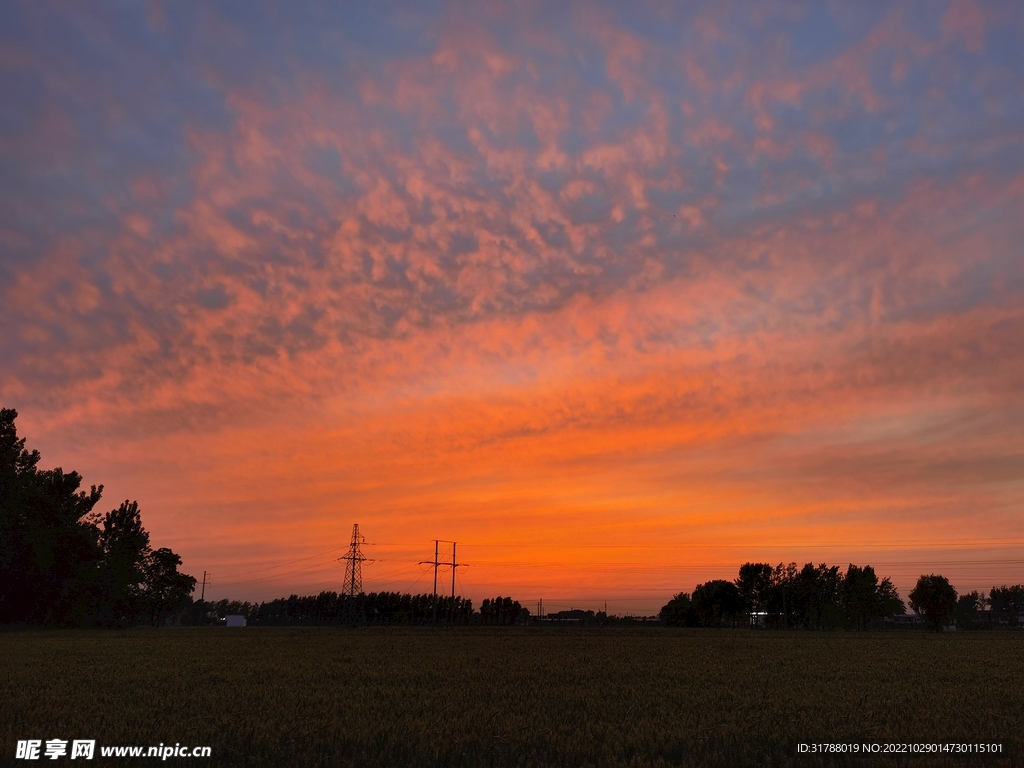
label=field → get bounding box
[3,627,1021,767]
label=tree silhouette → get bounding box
[479,596,527,625]
[692,580,741,627]
[1,408,194,626]
[989,585,1024,627]
[735,563,773,626]
[954,590,984,630]
[877,575,905,618]
[909,574,958,631]
[144,548,197,626]
[0,408,103,624]
[96,500,151,626]
[842,564,902,629]
[794,563,844,629]
[769,562,799,628]
[660,591,696,627]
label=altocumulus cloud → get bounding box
[1,1,1022,604]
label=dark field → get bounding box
[3,627,1021,767]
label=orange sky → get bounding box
[2,2,1023,613]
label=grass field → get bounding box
[3,627,1021,767]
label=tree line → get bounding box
[661,561,1024,631]
[186,592,527,626]
[0,409,195,626]
[910,577,1024,631]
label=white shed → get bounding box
[225,615,246,627]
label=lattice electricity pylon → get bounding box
[337,523,373,626]
[338,523,372,598]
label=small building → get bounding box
[226,615,247,627]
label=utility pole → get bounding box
[432,539,439,626]
[420,540,440,626]
[451,542,457,600]
[199,571,208,626]
[419,540,461,626]
[450,542,458,624]
[433,539,439,605]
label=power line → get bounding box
[196,537,1024,586]
[213,560,343,588]
[365,562,423,582]
[431,540,1024,550]
[192,531,1023,606]
[211,545,353,579]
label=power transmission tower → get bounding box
[340,524,368,597]
[338,524,372,624]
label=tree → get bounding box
[989,585,1024,627]
[838,565,905,630]
[0,408,103,624]
[842,564,879,630]
[660,591,696,627]
[96,500,151,626]
[909,574,958,631]
[692,580,741,627]
[769,562,799,628]
[955,591,983,630]
[735,563,773,627]
[791,563,844,630]
[877,576,906,619]
[143,547,197,626]
[1,408,196,627]
[479,596,525,625]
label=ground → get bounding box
[2,627,1021,767]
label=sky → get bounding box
[2,1,1023,614]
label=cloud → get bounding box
[1,1,1022,605]
[195,285,231,310]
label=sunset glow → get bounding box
[2,1,1023,612]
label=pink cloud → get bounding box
[943,0,987,52]
[3,3,1023,607]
